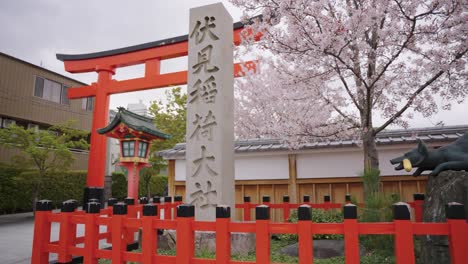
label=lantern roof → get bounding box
[97,107,171,140]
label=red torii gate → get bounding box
[57,20,259,203]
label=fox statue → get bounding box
[390,133,468,176]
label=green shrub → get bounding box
[111,172,127,200]
[111,170,168,199]
[0,164,87,213]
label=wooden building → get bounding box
[0,52,93,169]
[159,125,468,219]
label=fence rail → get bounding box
[31,194,464,264]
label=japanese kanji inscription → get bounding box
[186,3,235,221]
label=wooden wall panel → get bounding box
[332,183,347,204]
[235,185,243,221]
[314,184,330,203]
[348,183,364,203]
[298,184,314,203]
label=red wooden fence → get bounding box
[31,194,466,264]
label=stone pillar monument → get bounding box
[186,3,235,221]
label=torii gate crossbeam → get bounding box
[57,20,260,204]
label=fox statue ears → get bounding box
[417,139,429,156]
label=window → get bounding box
[122,141,135,157]
[1,118,16,128]
[27,123,39,132]
[34,76,70,105]
[138,141,148,158]
[82,97,94,111]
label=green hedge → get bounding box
[0,163,87,214]
[111,171,168,200]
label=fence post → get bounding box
[124,197,136,244]
[57,199,77,263]
[446,202,468,264]
[256,205,270,264]
[262,195,270,205]
[244,196,251,221]
[153,196,161,219]
[343,204,359,264]
[83,202,100,264]
[31,200,53,264]
[216,205,231,263]
[111,202,127,264]
[106,198,118,243]
[164,196,172,220]
[303,195,310,204]
[324,195,331,210]
[176,204,195,264]
[412,194,424,222]
[142,204,157,264]
[393,202,415,264]
[139,196,149,205]
[283,196,291,222]
[298,205,313,264]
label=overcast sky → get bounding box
[0,0,466,129]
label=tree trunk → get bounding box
[362,129,380,201]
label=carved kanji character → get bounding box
[189,16,219,45]
[191,145,218,177]
[190,180,217,208]
[190,111,217,140]
[189,76,217,104]
[192,45,219,74]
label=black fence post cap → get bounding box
[324,195,331,202]
[413,193,425,201]
[124,197,135,205]
[177,204,195,217]
[36,200,53,211]
[143,204,157,216]
[344,204,358,219]
[152,196,161,204]
[216,205,231,218]
[393,202,411,220]
[262,196,270,203]
[86,202,101,214]
[345,194,351,202]
[256,205,270,220]
[303,195,310,202]
[61,199,77,212]
[174,196,183,202]
[107,198,118,207]
[446,202,465,220]
[283,196,290,203]
[113,202,127,215]
[164,196,172,203]
[139,197,149,204]
[243,196,251,203]
[298,205,312,221]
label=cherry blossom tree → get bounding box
[232,0,467,171]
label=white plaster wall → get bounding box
[297,146,416,178]
[174,155,289,181]
[235,155,289,180]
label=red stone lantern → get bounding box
[97,107,171,198]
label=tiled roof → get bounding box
[158,125,468,158]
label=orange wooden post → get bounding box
[31,200,53,264]
[255,205,270,264]
[142,204,158,264]
[298,205,313,264]
[57,200,78,263]
[343,204,360,264]
[111,202,127,264]
[83,202,100,264]
[244,196,251,221]
[216,206,231,263]
[176,204,195,264]
[393,202,415,264]
[164,196,172,220]
[124,197,137,244]
[446,202,468,264]
[324,195,331,211]
[283,196,291,222]
[412,194,424,222]
[105,198,118,244]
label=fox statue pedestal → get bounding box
[420,170,468,264]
